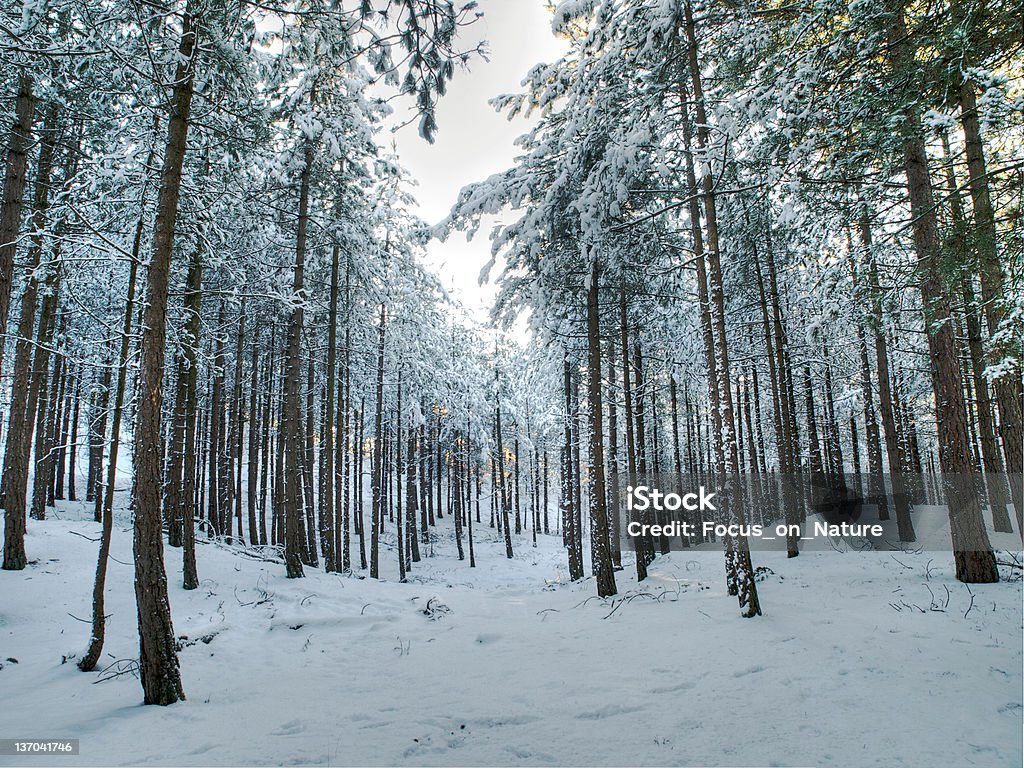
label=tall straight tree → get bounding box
[131,2,198,705]
[883,0,997,583]
[585,256,616,597]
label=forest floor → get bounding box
[1,499,1021,768]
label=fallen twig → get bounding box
[68,530,100,542]
[963,584,975,619]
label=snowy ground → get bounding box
[1,499,1021,768]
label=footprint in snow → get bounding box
[733,665,765,678]
[471,714,541,727]
[505,745,542,760]
[649,680,695,695]
[575,703,645,720]
[271,720,305,736]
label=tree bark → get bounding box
[684,0,760,616]
[886,2,997,582]
[858,205,915,540]
[282,141,313,579]
[958,81,1022,528]
[132,6,198,704]
[0,73,35,381]
[2,101,58,570]
[586,258,616,597]
[79,224,140,672]
[370,304,386,578]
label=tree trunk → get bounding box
[207,302,226,537]
[2,101,58,570]
[79,222,140,672]
[496,366,514,559]
[179,247,202,590]
[282,141,313,579]
[301,357,318,566]
[845,231,889,522]
[585,258,617,597]
[684,1,760,615]
[229,301,246,544]
[55,369,73,500]
[132,6,198,705]
[0,73,35,381]
[886,2,997,582]
[28,252,63,522]
[247,328,261,547]
[607,343,622,566]
[370,304,386,578]
[320,244,340,571]
[858,205,915,540]
[618,282,646,580]
[959,81,1023,523]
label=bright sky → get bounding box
[389,1,568,324]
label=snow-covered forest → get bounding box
[0,0,1021,766]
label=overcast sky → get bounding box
[388,1,568,323]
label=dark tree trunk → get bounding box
[2,101,58,570]
[178,248,202,590]
[0,74,35,381]
[845,232,889,522]
[496,366,514,559]
[858,206,915,541]
[282,142,313,579]
[939,134,1013,532]
[79,221,141,672]
[301,357,318,567]
[28,256,63,522]
[959,81,1023,523]
[207,302,226,538]
[407,426,420,564]
[132,7,198,705]
[67,375,81,501]
[259,329,274,547]
[321,244,340,571]
[585,258,617,597]
[356,401,367,569]
[684,1,760,615]
[618,283,646,580]
[55,370,73,500]
[886,2,997,583]
[370,305,386,578]
[247,329,260,547]
[607,344,622,566]
[229,302,246,544]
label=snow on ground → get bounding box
[1,499,1021,768]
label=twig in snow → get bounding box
[603,599,625,620]
[393,637,410,656]
[92,658,139,684]
[963,584,975,619]
[68,530,100,542]
[924,585,944,612]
